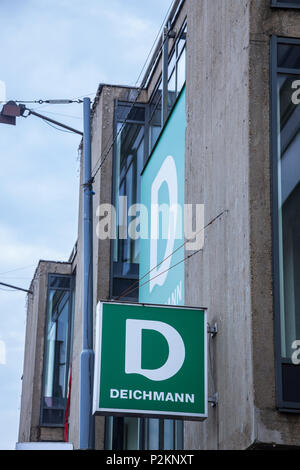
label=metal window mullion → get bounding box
[272,0,300,9]
[270,34,285,410]
[278,67,300,75]
[162,26,169,126]
[144,103,150,167]
[277,37,300,45]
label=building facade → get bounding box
[18,0,300,450]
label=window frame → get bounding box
[40,273,74,427]
[271,35,300,412]
[148,20,186,153]
[110,100,148,301]
[271,0,300,9]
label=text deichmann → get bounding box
[110,389,195,403]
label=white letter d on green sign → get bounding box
[125,319,185,381]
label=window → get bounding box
[148,22,186,152]
[111,102,146,300]
[149,80,163,152]
[167,23,187,108]
[271,37,300,410]
[105,417,183,450]
[271,0,300,8]
[41,274,74,426]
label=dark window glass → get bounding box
[41,275,73,426]
[112,105,146,300]
[149,101,162,151]
[272,0,300,7]
[116,105,145,122]
[105,416,183,450]
[272,39,300,411]
[278,44,300,69]
[149,81,163,151]
[123,418,141,450]
[114,122,144,265]
[49,275,71,289]
[277,73,300,360]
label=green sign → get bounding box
[139,87,186,306]
[93,301,207,420]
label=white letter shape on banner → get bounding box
[125,319,185,381]
[150,155,178,293]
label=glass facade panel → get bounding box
[49,275,71,289]
[145,419,160,450]
[41,275,73,426]
[113,122,144,266]
[116,105,145,122]
[278,44,300,69]
[177,48,186,95]
[149,104,162,151]
[148,22,186,153]
[123,418,141,450]
[111,103,146,300]
[272,38,300,410]
[163,420,174,450]
[277,73,300,360]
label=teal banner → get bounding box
[139,88,186,306]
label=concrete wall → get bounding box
[18,261,72,443]
[185,0,254,450]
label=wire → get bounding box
[0,287,18,292]
[0,277,32,280]
[0,282,32,294]
[0,265,35,276]
[41,117,76,134]
[0,92,97,106]
[114,210,229,301]
[134,0,174,87]
[90,0,175,183]
[30,109,82,120]
[115,240,199,301]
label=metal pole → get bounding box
[26,109,83,136]
[80,97,95,449]
[0,282,33,294]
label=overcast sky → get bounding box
[0,0,172,449]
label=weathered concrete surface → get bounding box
[185,0,254,450]
[18,261,72,443]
